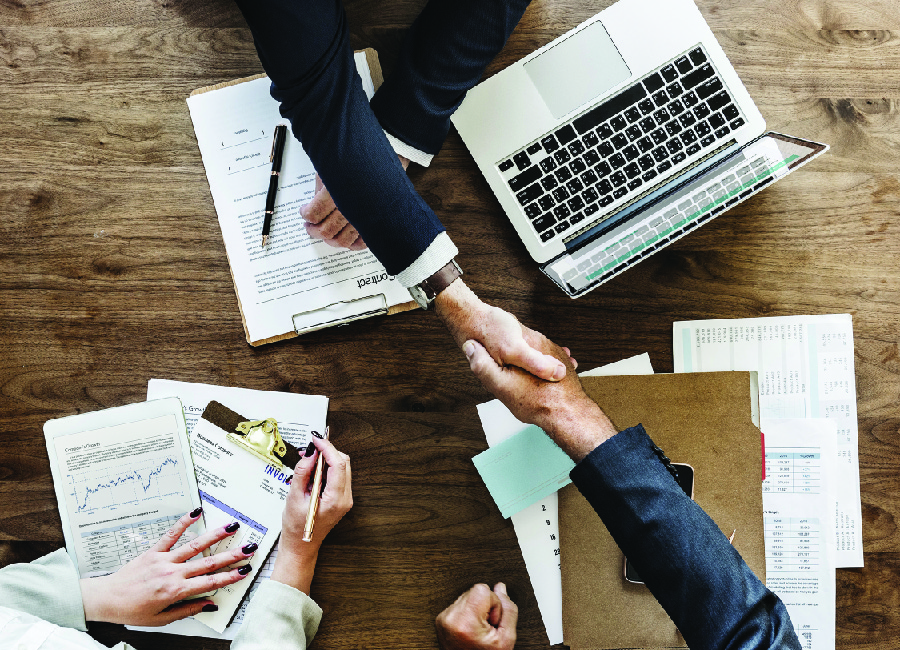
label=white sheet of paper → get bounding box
[185,51,409,343]
[44,399,205,581]
[673,314,862,567]
[128,379,328,639]
[761,418,837,650]
[475,353,654,644]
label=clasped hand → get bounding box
[436,583,518,650]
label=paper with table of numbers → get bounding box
[673,314,862,567]
[761,418,837,650]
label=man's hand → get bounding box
[435,583,518,650]
[462,328,617,461]
[434,279,571,383]
[300,155,410,251]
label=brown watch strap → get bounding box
[419,260,462,300]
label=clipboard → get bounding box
[189,49,418,347]
[188,400,306,633]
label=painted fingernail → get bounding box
[202,603,218,613]
[311,430,324,439]
[190,507,203,518]
[242,543,258,554]
[304,441,316,457]
[463,340,475,359]
[225,522,240,533]
[237,565,252,575]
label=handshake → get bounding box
[430,279,618,650]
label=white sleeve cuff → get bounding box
[395,232,459,288]
[384,131,435,167]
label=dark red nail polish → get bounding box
[242,543,258,554]
[190,507,203,518]
[237,565,252,575]
[225,522,240,533]
[304,442,315,457]
[202,603,218,612]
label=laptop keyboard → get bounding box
[497,45,746,244]
[550,148,797,294]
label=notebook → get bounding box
[451,0,828,297]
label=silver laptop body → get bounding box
[451,0,827,297]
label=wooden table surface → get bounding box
[1,0,898,648]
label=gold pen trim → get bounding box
[302,426,329,542]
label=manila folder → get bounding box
[559,372,764,649]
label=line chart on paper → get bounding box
[67,454,188,514]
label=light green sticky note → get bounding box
[472,425,575,519]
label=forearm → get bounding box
[0,549,88,631]
[231,579,322,650]
[370,0,533,155]
[269,546,318,595]
[571,425,800,650]
[233,0,448,277]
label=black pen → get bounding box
[262,124,287,248]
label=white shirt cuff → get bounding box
[395,232,459,288]
[384,131,434,167]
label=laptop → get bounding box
[451,0,827,297]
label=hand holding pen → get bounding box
[262,124,288,248]
[269,431,353,595]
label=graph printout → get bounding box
[51,413,201,578]
[673,314,862,567]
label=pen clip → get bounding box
[269,127,279,162]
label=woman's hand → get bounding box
[80,509,255,626]
[269,436,353,594]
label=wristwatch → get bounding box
[408,260,462,310]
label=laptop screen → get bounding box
[524,20,631,119]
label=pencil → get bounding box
[302,426,329,542]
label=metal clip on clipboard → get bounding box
[292,293,389,336]
[228,418,288,472]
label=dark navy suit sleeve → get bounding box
[369,0,532,155]
[232,0,445,277]
[570,425,801,650]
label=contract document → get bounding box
[673,314,862,567]
[761,418,838,650]
[186,51,411,345]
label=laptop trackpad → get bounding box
[524,20,630,119]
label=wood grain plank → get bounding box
[2,0,900,647]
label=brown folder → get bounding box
[560,372,763,649]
